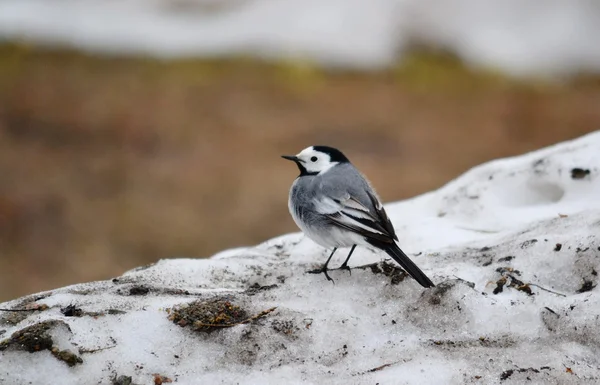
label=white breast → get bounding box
[288,181,367,249]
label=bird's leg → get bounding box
[339,245,357,275]
[308,248,337,283]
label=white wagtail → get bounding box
[282,145,435,288]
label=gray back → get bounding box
[295,163,377,212]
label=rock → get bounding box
[2,132,600,384]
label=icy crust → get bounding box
[1,132,600,384]
[1,1,600,77]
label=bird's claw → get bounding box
[307,266,335,284]
[339,263,352,276]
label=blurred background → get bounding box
[1,0,600,302]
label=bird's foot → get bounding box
[307,266,335,284]
[339,262,352,276]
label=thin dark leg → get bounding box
[339,245,357,274]
[323,247,338,270]
[307,248,337,283]
[321,247,337,282]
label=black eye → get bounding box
[311,156,318,162]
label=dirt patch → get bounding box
[0,319,83,366]
[493,267,533,296]
[500,366,551,381]
[167,297,278,333]
[571,168,591,180]
[271,319,300,339]
[0,295,50,325]
[577,280,596,293]
[127,286,150,296]
[61,304,84,317]
[60,304,127,318]
[168,298,249,332]
[369,261,408,285]
[112,375,140,385]
[245,283,278,296]
[431,336,516,349]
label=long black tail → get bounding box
[372,241,435,288]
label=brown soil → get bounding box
[1,44,599,301]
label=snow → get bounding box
[2,131,600,384]
[1,1,600,77]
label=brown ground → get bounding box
[1,44,599,302]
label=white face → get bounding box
[295,146,337,174]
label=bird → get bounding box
[282,145,435,288]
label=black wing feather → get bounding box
[324,190,435,288]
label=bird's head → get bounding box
[282,146,350,176]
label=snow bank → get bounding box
[1,131,600,384]
[1,1,600,77]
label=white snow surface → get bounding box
[1,1,600,77]
[2,132,600,384]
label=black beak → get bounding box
[281,155,303,163]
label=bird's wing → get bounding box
[364,189,398,242]
[315,190,398,243]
